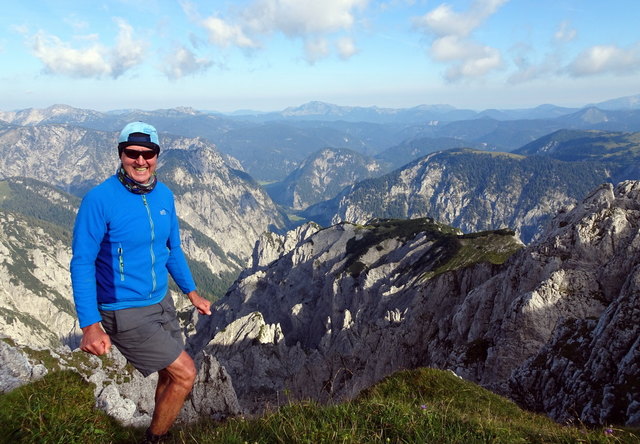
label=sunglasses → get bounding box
[123,148,157,160]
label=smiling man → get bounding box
[70,122,212,443]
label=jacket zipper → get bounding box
[142,195,157,297]
[117,243,125,281]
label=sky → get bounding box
[1,0,639,113]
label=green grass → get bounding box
[419,229,523,281]
[0,371,134,444]
[1,368,637,444]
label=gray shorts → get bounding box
[100,295,184,377]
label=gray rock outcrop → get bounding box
[0,338,48,393]
[190,181,640,426]
[509,181,640,426]
[0,338,241,427]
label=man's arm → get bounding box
[70,190,107,328]
[164,191,211,316]
[80,322,112,356]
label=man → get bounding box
[70,122,211,443]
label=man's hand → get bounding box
[187,290,212,315]
[80,322,111,356]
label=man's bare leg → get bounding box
[148,351,197,436]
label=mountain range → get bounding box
[302,148,612,243]
[0,95,639,430]
[2,96,640,182]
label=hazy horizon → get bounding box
[3,92,639,115]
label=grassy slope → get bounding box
[1,368,637,444]
[343,218,522,280]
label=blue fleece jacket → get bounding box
[70,175,196,328]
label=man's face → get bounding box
[120,145,157,183]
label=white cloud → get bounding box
[568,44,640,76]
[337,36,358,59]
[304,38,330,63]
[430,35,473,61]
[442,41,502,81]
[245,0,369,36]
[414,0,508,37]
[414,0,508,81]
[31,31,112,77]
[554,20,576,43]
[110,19,146,77]
[194,0,368,61]
[29,19,146,78]
[201,16,258,48]
[162,46,213,80]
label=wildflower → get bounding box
[420,404,427,410]
[604,428,614,436]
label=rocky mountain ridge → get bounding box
[187,181,640,426]
[303,148,612,243]
[0,209,75,348]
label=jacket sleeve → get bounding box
[165,199,197,294]
[70,191,107,328]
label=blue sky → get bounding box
[1,0,639,112]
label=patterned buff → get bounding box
[116,165,157,194]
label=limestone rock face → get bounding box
[162,146,288,268]
[509,181,640,426]
[249,222,322,271]
[0,210,78,349]
[190,181,640,425]
[188,218,522,413]
[303,149,610,243]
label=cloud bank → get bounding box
[194,0,368,63]
[568,44,640,77]
[413,0,508,81]
[22,0,640,85]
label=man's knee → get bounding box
[182,357,197,388]
[168,352,197,390]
